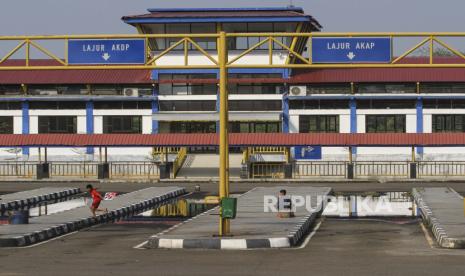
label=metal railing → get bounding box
[0,162,36,178]
[355,161,409,177]
[294,162,347,178]
[49,162,98,178]
[109,162,159,179]
[247,147,290,163]
[417,161,465,177]
[251,163,285,179]
[172,147,187,178]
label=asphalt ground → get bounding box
[1,217,465,275]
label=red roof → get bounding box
[290,68,465,83]
[1,133,465,147]
[0,60,152,84]
[290,57,465,83]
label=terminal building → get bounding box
[1,7,465,165]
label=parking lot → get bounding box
[1,181,465,276]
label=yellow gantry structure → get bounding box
[3,31,465,236]
[2,32,465,70]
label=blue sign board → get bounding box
[294,146,322,160]
[68,39,146,64]
[312,37,391,63]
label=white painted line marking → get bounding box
[133,240,148,250]
[294,219,323,249]
[420,221,436,249]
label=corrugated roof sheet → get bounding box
[1,133,465,147]
[290,57,465,83]
[0,60,152,84]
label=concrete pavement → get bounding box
[0,187,186,247]
[413,187,465,248]
[0,187,81,215]
[147,186,331,249]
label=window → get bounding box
[103,116,142,134]
[366,115,405,133]
[0,85,22,96]
[299,115,339,133]
[307,84,351,94]
[94,101,151,109]
[0,117,13,134]
[155,23,217,50]
[224,23,296,50]
[228,74,283,95]
[158,121,216,133]
[38,116,77,134]
[159,101,216,111]
[30,101,86,110]
[0,102,21,110]
[423,99,465,109]
[28,85,87,96]
[289,100,349,109]
[421,83,465,93]
[356,83,416,94]
[432,115,465,132]
[358,100,416,109]
[229,121,281,133]
[229,100,282,111]
[158,74,217,95]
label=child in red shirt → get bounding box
[86,184,107,217]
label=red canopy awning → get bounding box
[0,133,464,147]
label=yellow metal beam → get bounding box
[0,40,26,64]
[218,31,230,236]
[391,37,430,64]
[433,37,465,61]
[286,22,303,64]
[227,38,270,65]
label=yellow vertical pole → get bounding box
[64,38,69,65]
[429,36,434,64]
[25,39,30,67]
[218,31,230,236]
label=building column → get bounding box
[21,101,29,156]
[416,98,424,155]
[152,95,159,134]
[349,98,357,154]
[282,92,290,133]
[86,101,94,154]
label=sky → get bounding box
[0,0,462,35]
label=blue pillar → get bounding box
[21,101,29,156]
[416,98,424,154]
[349,98,357,154]
[86,101,94,154]
[152,97,159,134]
[282,94,289,133]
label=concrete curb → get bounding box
[412,187,465,249]
[0,188,81,215]
[0,187,186,247]
[146,188,326,250]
